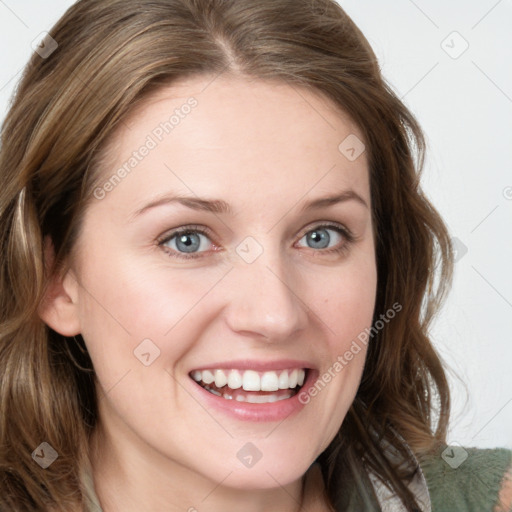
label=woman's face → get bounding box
[59,75,376,490]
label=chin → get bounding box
[200,446,316,490]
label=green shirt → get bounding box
[420,446,512,512]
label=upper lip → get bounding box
[189,359,314,373]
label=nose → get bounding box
[223,250,308,342]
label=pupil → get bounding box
[177,233,200,252]
[308,229,329,249]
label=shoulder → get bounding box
[418,446,512,512]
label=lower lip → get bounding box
[189,370,318,422]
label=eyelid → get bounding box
[296,221,353,241]
[156,224,214,244]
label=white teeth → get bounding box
[227,370,242,389]
[192,368,308,391]
[202,370,214,384]
[260,371,279,392]
[242,370,260,391]
[289,369,298,388]
[246,394,267,403]
[214,369,228,388]
[234,392,293,403]
[278,370,289,389]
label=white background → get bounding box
[0,0,510,449]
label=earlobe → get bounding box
[37,236,81,337]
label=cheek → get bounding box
[319,281,375,385]
[310,257,377,351]
[76,258,229,383]
[299,254,376,432]
[322,285,376,339]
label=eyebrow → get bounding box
[130,196,232,220]
[130,189,368,220]
[299,190,368,212]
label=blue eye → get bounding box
[297,224,351,252]
[299,227,338,249]
[159,226,213,259]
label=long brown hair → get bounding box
[0,0,453,510]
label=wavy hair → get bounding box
[0,0,453,510]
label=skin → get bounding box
[495,466,512,512]
[40,74,377,512]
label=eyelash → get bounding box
[157,223,356,260]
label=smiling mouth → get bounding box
[190,368,308,403]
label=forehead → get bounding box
[93,74,370,214]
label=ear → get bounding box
[37,236,81,336]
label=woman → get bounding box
[0,0,510,510]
